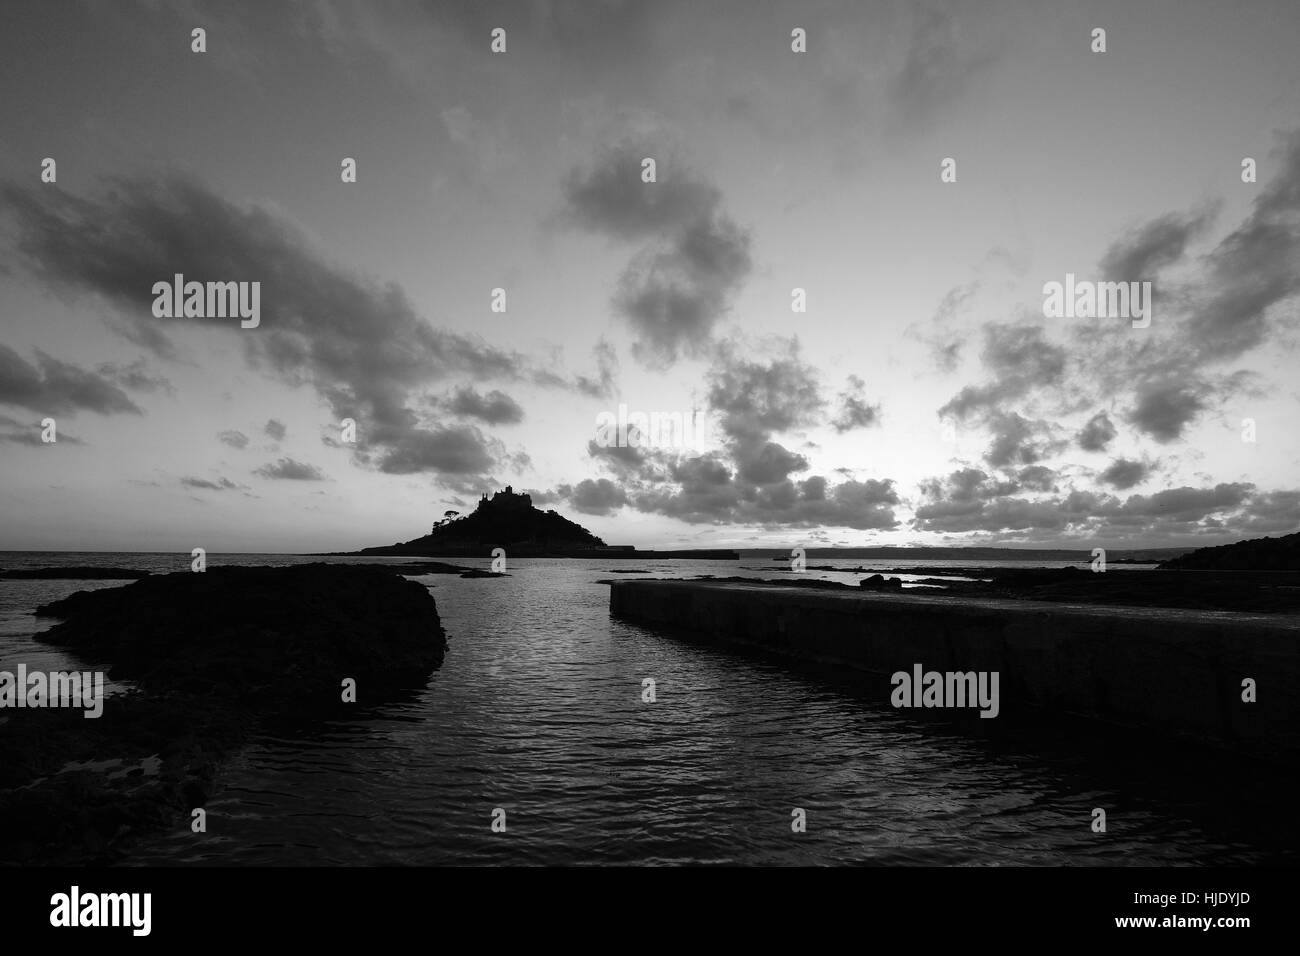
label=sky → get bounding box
[1,0,1298,553]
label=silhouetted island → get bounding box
[345,486,738,559]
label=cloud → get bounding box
[562,142,722,241]
[706,338,824,443]
[938,322,1067,423]
[445,386,525,425]
[1016,465,1058,492]
[561,141,752,365]
[1181,129,1300,365]
[0,174,606,476]
[1079,129,1300,441]
[934,132,1300,472]
[1099,457,1152,490]
[0,345,142,416]
[264,418,287,441]
[1098,206,1218,281]
[831,375,881,432]
[565,477,628,516]
[367,424,497,475]
[253,457,327,481]
[1126,379,1212,443]
[217,429,250,449]
[181,476,243,491]
[983,411,1065,469]
[573,337,899,531]
[733,440,808,485]
[1076,412,1116,452]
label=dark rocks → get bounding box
[859,574,903,589]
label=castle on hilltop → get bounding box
[476,485,533,511]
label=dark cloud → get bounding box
[1098,206,1217,281]
[1016,465,1058,493]
[0,174,606,476]
[1076,412,1116,452]
[706,339,824,443]
[1127,379,1212,443]
[253,457,327,481]
[368,425,496,475]
[264,418,287,441]
[1076,130,1300,445]
[983,411,1065,469]
[564,477,628,516]
[217,429,250,449]
[938,322,1067,423]
[0,345,142,416]
[1236,490,1300,534]
[445,386,525,425]
[1099,458,1152,490]
[831,375,881,432]
[1182,130,1300,364]
[562,143,721,241]
[181,476,243,491]
[587,434,660,480]
[733,439,808,485]
[562,142,751,365]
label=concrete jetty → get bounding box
[609,580,1300,762]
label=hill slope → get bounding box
[1157,532,1300,570]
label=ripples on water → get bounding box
[1,553,1294,865]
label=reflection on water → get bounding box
[1,553,1294,865]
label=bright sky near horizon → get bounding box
[1,0,1298,553]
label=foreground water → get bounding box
[1,552,1293,865]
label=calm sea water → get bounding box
[2,551,1293,866]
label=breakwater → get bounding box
[609,580,1300,763]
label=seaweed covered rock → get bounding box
[35,563,446,703]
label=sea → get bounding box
[2,551,1295,866]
